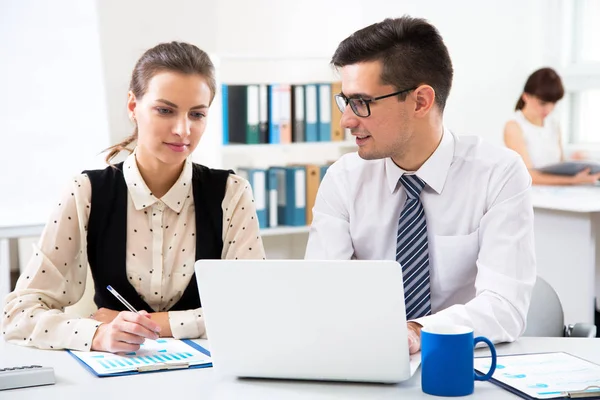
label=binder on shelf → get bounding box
[222,84,229,145]
[224,85,248,144]
[279,84,292,144]
[246,85,260,144]
[317,83,331,141]
[258,84,270,144]
[291,85,305,142]
[304,84,319,142]
[237,168,268,229]
[271,166,306,226]
[304,164,321,225]
[330,81,344,141]
[267,168,279,227]
[268,85,281,144]
[320,164,330,181]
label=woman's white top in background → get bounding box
[2,152,265,351]
[512,110,561,169]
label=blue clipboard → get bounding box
[67,339,212,378]
[475,352,600,399]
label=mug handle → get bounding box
[473,336,496,381]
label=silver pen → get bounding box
[106,285,139,313]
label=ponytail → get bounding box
[515,96,525,111]
[104,128,138,164]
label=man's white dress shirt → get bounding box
[306,129,536,343]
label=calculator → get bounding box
[0,365,55,391]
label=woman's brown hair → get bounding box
[104,42,216,164]
[515,67,564,111]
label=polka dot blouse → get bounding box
[2,152,266,351]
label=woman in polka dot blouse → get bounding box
[2,42,266,353]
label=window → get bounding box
[571,89,600,145]
[564,0,600,146]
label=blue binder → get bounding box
[237,168,268,229]
[267,168,279,227]
[317,83,331,141]
[320,164,329,181]
[304,84,319,142]
[221,84,229,144]
[268,85,281,144]
[271,166,306,226]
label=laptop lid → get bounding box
[194,259,419,383]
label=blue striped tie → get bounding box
[396,175,432,320]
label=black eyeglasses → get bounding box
[334,87,417,118]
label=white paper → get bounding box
[70,338,211,375]
[474,352,600,399]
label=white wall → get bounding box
[95,0,219,146]
[1,0,551,226]
[0,0,109,225]
[211,0,547,144]
[359,0,546,142]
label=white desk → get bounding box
[0,337,598,399]
[531,186,600,325]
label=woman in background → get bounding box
[503,67,600,185]
[3,42,265,353]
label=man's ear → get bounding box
[412,85,436,118]
[127,91,137,121]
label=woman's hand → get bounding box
[571,150,588,160]
[90,308,120,324]
[572,168,600,185]
[91,310,161,353]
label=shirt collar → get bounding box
[122,149,193,212]
[385,127,455,195]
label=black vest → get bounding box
[83,162,231,312]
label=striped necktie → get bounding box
[396,174,432,320]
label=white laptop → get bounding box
[194,259,420,383]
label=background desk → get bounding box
[1,337,599,399]
[0,217,45,305]
[531,186,600,326]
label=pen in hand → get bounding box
[106,285,139,313]
[106,285,161,338]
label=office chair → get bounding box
[523,276,596,338]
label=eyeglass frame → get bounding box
[334,86,418,118]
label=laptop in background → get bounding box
[194,259,420,383]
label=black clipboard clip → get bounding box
[136,362,189,372]
[563,386,600,399]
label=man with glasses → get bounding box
[305,16,536,354]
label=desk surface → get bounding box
[532,185,600,212]
[1,337,599,399]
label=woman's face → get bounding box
[522,93,556,120]
[127,71,212,166]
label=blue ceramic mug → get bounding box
[421,324,497,397]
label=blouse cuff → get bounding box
[168,309,205,339]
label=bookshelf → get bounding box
[192,55,356,257]
[259,225,310,237]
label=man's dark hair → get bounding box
[331,16,454,112]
